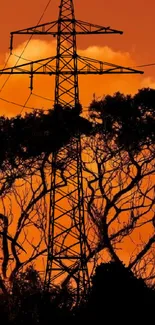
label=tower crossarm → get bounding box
[11,20,58,35]
[10,20,123,36]
[0,56,57,74]
[9,20,122,53]
[0,56,57,91]
[76,55,144,75]
[75,20,123,35]
[0,56,144,75]
[0,55,143,91]
[9,21,58,53]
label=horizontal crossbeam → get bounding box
[9,19,123,52]
[10,19,123,36]
[0,55,143,75]
[0,55,143,90]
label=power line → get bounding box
[0,96,45,112]
[0,94,90,113]
[0,54,12,90]
[32,92,91,111]
[0,0,52,118]
[13,48,155,70]
[37,0,52,24]
[0,0,52,94]
[0,54,12,76]
[134,63,155,68]
[19,92,33,115]
[32,92,54,102]
[14,0,52,64]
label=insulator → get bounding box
[9,34,13,54]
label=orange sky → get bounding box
[0,0,155,277]
[0,0,155,116]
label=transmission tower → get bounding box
[1,0,143,297]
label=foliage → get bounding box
[0,88,155,323]
[1,262,155,324]
[0,107,93,170]
[0,106,93,286]
[89,88,155,152]
[83,88,155,285]
[0,265,74,324]
[86,261,155,322]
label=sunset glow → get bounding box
[0,0,155,116]
[0,0,155,292]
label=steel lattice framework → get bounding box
[1,0,143,296]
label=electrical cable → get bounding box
[0,54,13,89]
[134,63,155,68]
[31,92,90,111]
[32,92,54,102]
[13,54,31,62]
[0,54,12,76]
[0,0,52,94]
[0,0,52,118]
[19,92,33,115]
[0,96,46,112]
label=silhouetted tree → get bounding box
[84,261,155,322]
[89,88,155,152]
[0,107,93,168]
[1,88,155,305]
[81,88,155,285]
[0,265,74,324]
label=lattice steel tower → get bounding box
[1,0,143,296]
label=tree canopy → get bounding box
[89,87,155,152]
[0,88,155,322]
[0,106,93,170]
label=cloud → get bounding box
[140,76,155,89]
[7,39,57,65]
[79,45,133,65]
[0,40,154,268]
[0,39,154,116]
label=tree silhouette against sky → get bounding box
[0,88,155,293]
